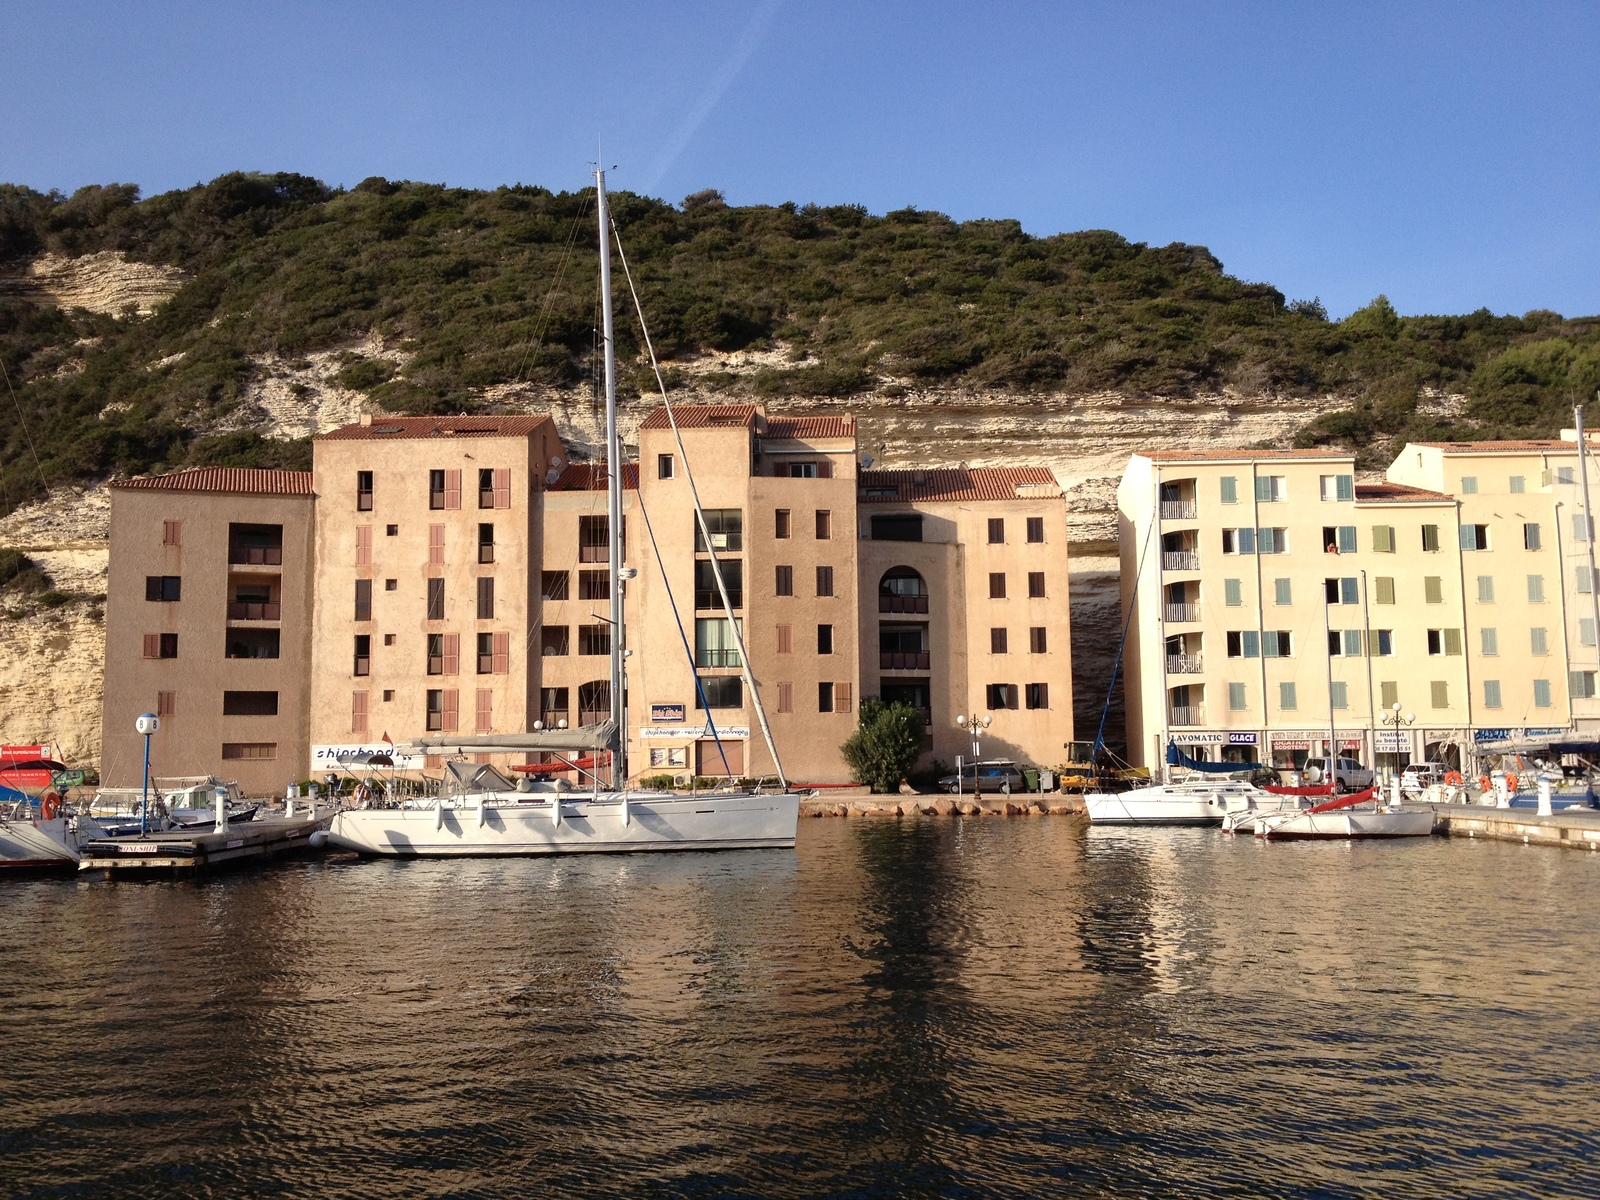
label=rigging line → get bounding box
[1091,503,1157,762]
[512,190,593,385]
[634,480,732,777]
[609,217,787,787]
[0,358,50,501]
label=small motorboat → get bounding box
[1254,786,1436,840]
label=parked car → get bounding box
[1400,762,1447,794]
[938,760,1027,794]
[1303,756,1375,791]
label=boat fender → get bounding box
[1444,771,1463,787]
[620,795,630,827]
[551,795,562,827]
[308,830,330,849]
[39,792,60,820]
[477,797,488,828]
[435,800,446,831]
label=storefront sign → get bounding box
[1473,727,1569,744]
[639,726,751,740]
[1374,731,1412,752]
[650,704,686,723]
[1172,731,1259,746]
[312,743,428,771]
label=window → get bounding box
[1028,572,1046,598]
[145,576,181,602]
[777,624,793,654]
[1330,682,1349,710]
[991,627,1008,654]
[357,471,373,511]
[162,520,182,546]
[1424,577,1443,604]
[1429,680,1448,709]
[1510,475,1525,494]
[1279,682,1297,710]
[1528,575,1545,603]
[1477,576,1495,604]
[814,510,832,540]
[1223,528,1254,554]
[775,565,793,597]
[1265,630,1292,657]
[222,743,277,761]
[477,576,494,620]
[657,453,674,480]
[1426,629,1462,656]
[817,624,834,655]
[1224,578,1243,607]
[579,570,610,601]
[1025,682,1049,710]
[1026,517,1045,543]
[698,677,742,709]
[1461,524,1490,551]
[776,684,793,714]
[1531,627,1549,656]
[695,618,743,668]
[1381,681,1399,708]
[836,682,853,714]
[1259,528,1288,554]
[1321,526,1356,553]
[578,680,612,724]
[354,635,371,676]
[818,682,834,713]
[356,525,372,567]
[989,572,1006,599]
[475,689,493,733]
[1220,476,1238,504]
[386,524,398,536]
[478,632,511,674]
[696,509,743,552]
[1524,523,1542,550]
[775,509,791,539]
[1227,630,1259,658]
[539,687,570,727]
[1371,525,1395,553]
[1422,524,1440,552]
[477,467,510,509]
[695,559,743,608]
[1375,577,1395,604]
[579,625,610,656]
[1374,630,1393,656]
[696,737,744,776]
[1267,578,1290,607]
[1571,671,1597,699]
[816,565,834,597]
[384,634,395,646]
[1030,626,1047,654]
[540,626,569,656]
[428,469,456,510]
[1325,577,1360,605]
[1481,627,1499,656]
[429,524,445,567]
[426,633,459,675]
[1582,618,1596,647]
[1256,475,1286,502]
[1580,566,1594,595]
[478,523,494,564]
[1558,466,1577,485]
[425,689,457,732]
[871,514,922,542]
[1319,474,1355,502]
[785,460,833,478]
[222,690,278,716]
[579,515,611,562]
[1534,679,1553,709]
[1228,682,1247,710]
[542,570,569,600]
[351,690,368,734]
[986,684,1019,710]
[1483,680,1502,709]
[355,579,372,621]
[427,578,445,621]
[1460,476,1478,494]
[988,518,1005,544]
[156,691,176,716]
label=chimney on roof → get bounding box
[359,412,373,426]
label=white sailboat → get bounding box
[325,166,801,858]
[1086,777,1267,826]
[0,800,108,869]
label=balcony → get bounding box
[229,546,283,566]
[1168,705,1205,727]
[1162,551,1200,572]
[879,594,929,614]
[696,648,743,669]
[1166,654,1204,675]
[227,601,281,621]
[1164,603,1200,623]
[881,651,931,671]
[1160,500,1197,520]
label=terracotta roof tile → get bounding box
[859,467,1059,503]
[640,403,759,431]
[1140,448,1351,462]
[1355,482,1453,503]
[763,415,856,440]
[318,415,554,441]
[111,467,313,496]
[549,463,640,491]
[1409,440,1577,453]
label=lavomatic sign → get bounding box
[1171,732,1258,746]
[650,704,686,722]
[312,743,428,771]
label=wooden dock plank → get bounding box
[79,809,334,875]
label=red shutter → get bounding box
[352,691,369,734]
[776,625,792,654]
[143,633,159,659]
[493,467,511,509]
[442,633,460,675]
[445,469,462,510]
[476,688,493,732]
[157,691,176,716]
[162,520,182,547]
[429,525,445,566]
[442,689,459,732]
[355,525,372,567]
[492,631,510,674]
[836,682,853,714]
[817,459,833,479]
[777,682,792,714]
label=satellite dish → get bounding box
[550,454,564,469]
[860,453,875,469]
[545,468,561,485]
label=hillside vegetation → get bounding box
[1,172,1597,510]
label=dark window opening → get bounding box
[354,634,371,676]
[357,470,374,511]
[145,575,181,602]
[478,523,495,564]
[222,690,279,716]
[695,558,743,609]
[872,514,923,542]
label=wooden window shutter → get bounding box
[445,469,462,509]
[352,690,369,734]
[777,682,793,713]
[817,459,833,479]
[442,633,460,675]
[356,525,372,566]
[476,688,493,732]
[162,520,182,546]
[143,633,159,658]
[776,624,793,654]
[494,467,511,509]
[492,631,510,673]
[442,689,459,732]
[836,682,852,714]
[429,525,445,566]
[157,691,176,716]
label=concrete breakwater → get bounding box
[1434,803,1600,851]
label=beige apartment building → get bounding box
[1118,447,1572,775]
[101,468,314,795]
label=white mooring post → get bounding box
[1537,776,1554,816]
[214,786,229,834]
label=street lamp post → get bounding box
[1380,702,1416,792]
[954,712,993,799]
[135,712,159,834]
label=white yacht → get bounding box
[0,799,107,869]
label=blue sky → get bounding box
[2,1,1595,319]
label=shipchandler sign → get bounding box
[1171,732,1258,746]
[638,726,751,740]
[313,743,427,771]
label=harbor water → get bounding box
[3,819,1598,1198]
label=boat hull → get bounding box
[0,816,78,868]
[1258,809,1436,840]
[1086,794,1226,826]
[326,792,801,856]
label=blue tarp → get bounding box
[1166,742,1254,774]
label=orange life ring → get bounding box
[1506,774,1518,792]
[39,791,60,820]
[1478,775,1491,793]
[1444,771,1463,786]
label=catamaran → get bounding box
[324,167,802,857]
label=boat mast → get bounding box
[597,167,627,786]
[1577,402,1600,707]
[1324,588,1337,781]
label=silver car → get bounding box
[938,761,1027,794]
[1303,756,1375,791]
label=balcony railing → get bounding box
[539,710,570,730]
[1160,500,1197,520]
[1166,654,1203,674]
[880,651,931,671]
[696,648,743,669]
[1162,551,1200,572]
[879,594,929,614]
[579,543,608,563]
[1168,705,1205,726]
[1164,603,1200,623]
[229,546,283,566]
[354,656,371,677]
[578,707,608,727]
[227,601,281,621]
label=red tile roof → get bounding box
[318,415,554,440]
[549,463,640,491]
[640,403,759,431]
[111,468,313,496]
[1355,482,1453,503]
[1409,440,1575,453]
[1141,448,1351,462]
[859,467,1059,503]
[763,415,856,440]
